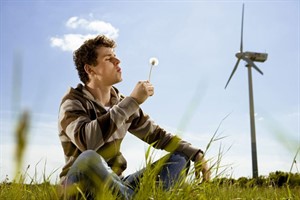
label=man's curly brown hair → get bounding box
[73,35,116,84]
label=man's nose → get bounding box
[112,57,120,65]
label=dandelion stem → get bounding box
[148,65,153,82]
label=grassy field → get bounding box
[1,177,299,199]
[1,157,300,200]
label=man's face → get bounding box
[89,47,122,86]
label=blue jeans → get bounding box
[62,150,190,200]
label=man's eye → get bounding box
[106,57,116,62]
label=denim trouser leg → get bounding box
[123,152,190,191]
[63,150,134,200]
[159,152,190,189]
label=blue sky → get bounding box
[1,1,299,183]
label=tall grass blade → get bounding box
[14,110,30,182]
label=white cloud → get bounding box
[50,34,97,52]
[50,16,119,52]
[66,17,118,36]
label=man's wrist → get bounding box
[192,149,204,161]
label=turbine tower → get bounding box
[225,4,268,178]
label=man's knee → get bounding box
[74,150,106,171]
[80,150,99,160]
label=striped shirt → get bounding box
[58,84,201,180]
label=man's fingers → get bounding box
[194,154,211,182]
[147,85,154,96]
[130,81,155,104]
[142,81,154,96]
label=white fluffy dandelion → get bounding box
[148,57,159,81]
[149,57,159,66]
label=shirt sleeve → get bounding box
[59,96,139,152]
[128,109,202,161]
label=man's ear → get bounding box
[84,64,94,75]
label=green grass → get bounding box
[1,177,299,200]
[1,142,300,200]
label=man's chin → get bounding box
[114,78,122,85]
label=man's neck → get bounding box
[85,83,112,107]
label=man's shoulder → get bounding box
[61,84,85,103]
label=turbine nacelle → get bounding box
[235,52,268,62]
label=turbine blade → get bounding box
[240,4,244,52]
[225,58,241,89]
[243,56,264,75]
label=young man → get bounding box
[58,35,210,199]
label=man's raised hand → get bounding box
[130,81,154,105]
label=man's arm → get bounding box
[59,94,139,152]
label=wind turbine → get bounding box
[225,4,268,178]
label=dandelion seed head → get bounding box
[149,57,159,66]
